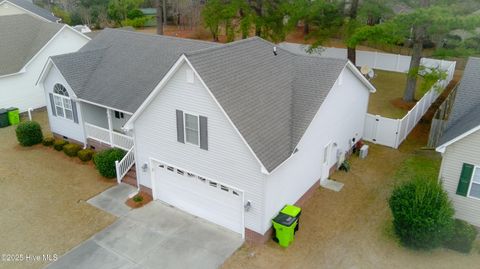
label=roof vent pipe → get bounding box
[273,46,277,56]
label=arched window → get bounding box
[52,84,73,120]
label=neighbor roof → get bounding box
[50,30,353,172]
[2,0,59,22]
[0,14,62,75]
[438,57,480,147]
[51,29,221,113]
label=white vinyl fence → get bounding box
[280,43,456,148]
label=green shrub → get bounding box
[42,137,55,146]
[78,149,95,162]
[444,219,478,253]
[15,121,43,146]
[53,140,69,151]
[121,17,148,28]
[63,143,82,157]
[93,148,126,178]
[389,178,454,250]
[133,194,144,203]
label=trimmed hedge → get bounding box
[53,140,69,151]
[389,178,454,250]
[444,219,478,253]
[93,148,126,178]
[42,137,55,146]
[15,121,43,146]
[63,143,82,157]
[78,149,95,162]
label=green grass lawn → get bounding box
[368,70,427,119]
[394,151,442,182]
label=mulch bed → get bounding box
[125,191,153,209]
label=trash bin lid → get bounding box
[272,212,297,227]
[6,107,18,111]
[281,205,301,217]
[0,108,6,114]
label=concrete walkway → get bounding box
[87,183,137,217]
[46,200,243,269]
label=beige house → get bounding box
[436,57,480,227]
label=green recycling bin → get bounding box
[281,204,302,233]
[272,212,298,248]
[0,109,9,128]
[7,107,20,125]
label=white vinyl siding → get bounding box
[469,168,480,199]
[134,63,266,233]
[2,27,88,112]
[439,129,480,227]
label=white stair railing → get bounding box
[115,147,135,184]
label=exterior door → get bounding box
[151,161,244,236]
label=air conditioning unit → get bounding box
[359,145,369,159]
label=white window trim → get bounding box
[467,165,480,201]
[52,92,74,121]
[183,111,200,147]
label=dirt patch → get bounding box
[0,110,116,269]
[125,191,153,209]
[391,97,417,111]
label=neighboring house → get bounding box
[0,14,89,111]
[0,0,59,22]
[38,29,375,242]
[436,57,480,227]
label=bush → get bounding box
[127,9,144,19]
[63,143,82,157]
[93,148,126,178]
[389,178,454,250]
[53,139,69,151]
[15,121,43,146]
[444,219,478,253]
[42,137,55,146]
[78,149,95,162]
[121,17,148,28]
[133,194,144,203]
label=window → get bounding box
[184,113,199,145]
[53,84,73,120]
[469,167,480,199]
[114,111,124,119]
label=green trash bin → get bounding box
[0,109,9,128]
[280,205,302,233]
[272,212,298,248]
[7,107,20,125]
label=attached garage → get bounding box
[150,160,245,237]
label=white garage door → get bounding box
[152,161,244,236]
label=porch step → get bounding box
[121,165,137,187]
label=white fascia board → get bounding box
[346,61,377,93]
[436,125,480,153]
[3,0,51,23]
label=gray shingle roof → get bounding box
[0,14,62,75]
[52,30,349,172]
[5,0,59,22]
[187,37,347,171]
[438,57,480,146]
[51,29,220,113]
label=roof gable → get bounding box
[2,0,59,22]
[0,14,62,76]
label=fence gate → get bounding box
[363,114,401,148]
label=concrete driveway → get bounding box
[46,201,243,269]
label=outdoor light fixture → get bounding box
[244,200,252,211]
[142,163,148,172]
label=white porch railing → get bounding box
[115,147,135,183]
[85,123,133,151]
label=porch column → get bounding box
[106,108,114,146]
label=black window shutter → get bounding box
[49,93,56,116]
[456,163,474,196]
[199,116,208,150]
[71,100,79,123]
[176,110,185,143]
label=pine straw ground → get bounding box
[0,110,116,269]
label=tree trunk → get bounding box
[403,25,425,102]
[303,22,309,35]
[156,0,163,35]
[347,0,359,65]
[252,0,263,36]
[162,0,167,24]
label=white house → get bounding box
[436,57,480,227]
[38,29,375,243]
[0,0,59,22]
[0,14,89,112]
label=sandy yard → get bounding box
[0,110,116,269]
